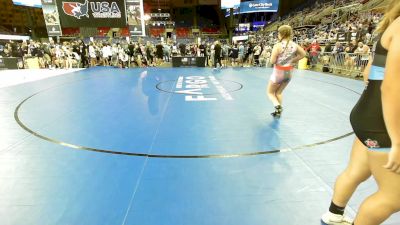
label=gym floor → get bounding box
[1,67,399,225]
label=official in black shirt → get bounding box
[199,43,205,56]
[214,41,222,68]
[179,43,186,56]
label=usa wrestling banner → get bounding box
[56,0,127,27]
[126,0,145,36]
[41,0,62,36]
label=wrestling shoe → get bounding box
[271,105,283,118]
[321,212,353,225]
[271,111,281,118]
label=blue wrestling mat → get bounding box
[1,67,399,225]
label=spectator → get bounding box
[213,41,222,69]
[354,41,370,75]
[307,40,321,69]
[253,44,262,66]
[179,42,186,56]
[155,41,164,65]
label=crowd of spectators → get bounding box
[0,38,273,69]
[0,0,384,75]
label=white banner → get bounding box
[41,0,62,36]
[126,0,145,36]
[221,0,240,9]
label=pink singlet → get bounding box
[270,41,297,84]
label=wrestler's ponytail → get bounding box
[278,25,293,50]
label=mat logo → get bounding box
[62,0,122,19]
[175,76,233,102]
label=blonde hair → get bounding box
[278,25,293,40]
[376,0,400,34]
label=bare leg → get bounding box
[275,81,290,105]
[267,81,281,107]
[354,150,400,225]
[332,138,371,207]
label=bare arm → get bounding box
[290,45,307,64]
[381,21,400,171]
[269,44,280,65]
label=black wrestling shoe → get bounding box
[271,111,281,118]
[271,105,283,118]
[276,105,283,113]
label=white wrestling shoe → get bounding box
[321,212,353,225]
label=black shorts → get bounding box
[350,80,391,149]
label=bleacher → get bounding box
[0,26,12,35]
[265,0,361,31]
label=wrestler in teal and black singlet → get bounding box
[350,36,391,151]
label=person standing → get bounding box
[230,44,239,67]
[222,42,230,68]
[321,1,400,224]
[267,25,306,117]
[213,41,222,69]
[101,43,109,66]
[89,42,97,67]
[146,42,154,66]
[156,41,164,66]
[179,42,186,56]
[238,42,245,67]
[354,41,371,75]
[253,44,262,66]
[163,42,171,63]
[246,41,254,67]
[306,39,321,69]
